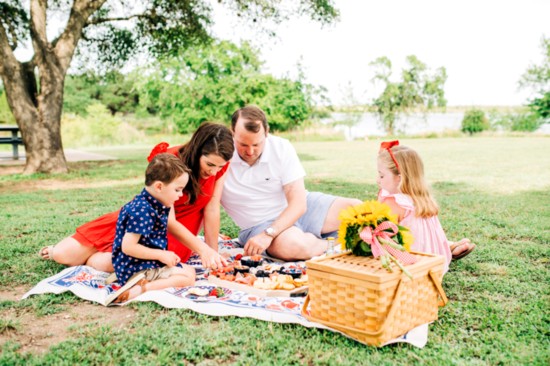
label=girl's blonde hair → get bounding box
[378,145,439,218]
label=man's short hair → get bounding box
[231,105,268,134]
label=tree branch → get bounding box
[29,0,48,50]
[54,0,108,72]
[0,19,18,77]
[85,13,148,27]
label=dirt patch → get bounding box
[0,165,24,175]
[1,287,136,355]
[0,177,141,194]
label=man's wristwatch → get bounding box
[264,227,277,238]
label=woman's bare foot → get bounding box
[450,238,476,261]
[38,245,55,260]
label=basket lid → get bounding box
[305,251,445,284]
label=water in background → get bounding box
[324,112,464,140]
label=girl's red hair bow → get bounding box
[379,140,400,172]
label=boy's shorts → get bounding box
[105,266,179,286]
[237,191,337,245]
[141,266,179,281]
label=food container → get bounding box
[234,265,250,274]
[240,256,263,267]
[301,251,448,346]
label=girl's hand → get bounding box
[199,247,228,270]
[158,251,181,267]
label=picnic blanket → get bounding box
[22,240,429,348]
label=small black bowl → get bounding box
[255,269,270,278]
[234,265,250,274]
[280,267,303,279]
[241,256,262,267]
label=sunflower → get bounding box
[337,200,414,258]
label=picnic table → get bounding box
[0,125,23,160]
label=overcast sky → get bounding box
[212,0,550,107]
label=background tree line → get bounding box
[61,40,319,134]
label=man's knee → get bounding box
[335,197,362,208]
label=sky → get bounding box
[211,0,550,107]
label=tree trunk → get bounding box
[1,61,68,174]
[22,100,68,174]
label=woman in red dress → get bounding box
[39,122,234,271]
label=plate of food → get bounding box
[207,259,309,297]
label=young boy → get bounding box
[112,153,196,303]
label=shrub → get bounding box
[510,113,544,132]
[488,112,544,132]
[62,103,144,147]
[461,109,489,135]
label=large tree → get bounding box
[370,55,447,135]
[0,0,338,174]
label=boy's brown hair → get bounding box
[145,153,190,186]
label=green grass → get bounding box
[1,137,549,365]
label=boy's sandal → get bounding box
[450,239,476,261]
[113,278,148,304]
[38,245,55,260]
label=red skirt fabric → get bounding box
[70,142,229,265]
[72,210,193,263]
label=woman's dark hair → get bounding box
[178,122,234,203]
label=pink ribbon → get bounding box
[359,221,417,265]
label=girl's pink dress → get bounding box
[378,189,451,273]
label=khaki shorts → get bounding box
[141,266,179,281]
[105,266,179,285]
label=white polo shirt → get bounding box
[221,135,306,230]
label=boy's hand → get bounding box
[158,251,181,267]
[199,247,228,270]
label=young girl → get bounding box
[112,153,196,303]
[377,140,475,273]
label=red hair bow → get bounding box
[379,140,400,172]
[147,142,170,162]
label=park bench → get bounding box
[0,125,23,160]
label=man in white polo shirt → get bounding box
[221,105,361,261]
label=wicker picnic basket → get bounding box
[301,251,448,346]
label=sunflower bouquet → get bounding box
[337,200,417,277]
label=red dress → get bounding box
[72,144,229,263]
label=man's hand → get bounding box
[158,251,181,267]
[199,246,228,270]
[244,233,272,256]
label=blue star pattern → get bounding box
[112,188,171,286]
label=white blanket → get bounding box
[22,240,429,348]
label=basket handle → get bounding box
[301,270,448,336]
[429,270,448,307]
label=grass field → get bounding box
[0,137,549,365]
